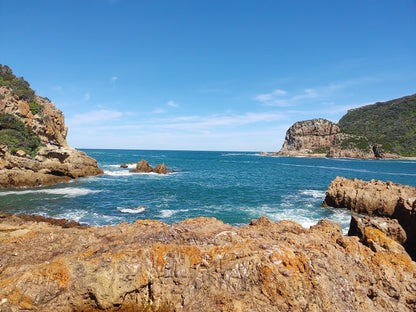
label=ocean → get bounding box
[1,149,415,233]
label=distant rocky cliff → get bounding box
[274,94,416,159]
[276,118,346,156]
[0,65,103,187]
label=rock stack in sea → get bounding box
[126,159,173,174]
[322,176,416,259]
[0,65,103,187]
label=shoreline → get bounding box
[259,151,416,160]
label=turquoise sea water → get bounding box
[1,149,415,233]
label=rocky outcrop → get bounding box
[0,145,103,188]
[0,84,103,188]
[0,87,68,147]
[322,177,416,259]
[274,94,416,159]
[349,215,407,245]
[0,213,415,311]
[129,159,172,174]
[276,119,345,156]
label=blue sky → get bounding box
[1,0,415,151]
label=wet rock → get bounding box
[130,159,153,173]
[129,159,172,174]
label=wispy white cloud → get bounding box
[144,111,286,132]
[84,92,91,101]
[254,89,289,106]
[167,100,179,108]
[255,76,378,108]
[111,76,118,83]
[68,109,123,125]
[152,108,166,114]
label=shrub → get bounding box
[0,113,43,156]
[29,101,42,115]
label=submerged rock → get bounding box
[0,213,415,311]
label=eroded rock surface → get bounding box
[275,119,346,157]
[323,177,416,259]
[0,213,415,311]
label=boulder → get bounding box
[323,177,416,259]
[349,215,407,250]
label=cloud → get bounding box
[152,108,166,114]
[255,77,377,108]
[68,109,123,125]
[151,111,286,132]
[84,92,91,101]
[111,76,118,83]
[254,89,288,106]
[167,100,179,108]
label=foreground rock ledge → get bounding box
[322,176,416,259]
[0,213,415,311]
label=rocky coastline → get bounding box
[270,118,404,160]
[322,177,416,259]
[0,83,103,188]
[1,211,415,311]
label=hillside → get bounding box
[0,65,103,187]
[276,94,416,158]
[339,94,416,157]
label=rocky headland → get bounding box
[322,177,416,259]
[272,94,416,159]
[0,65,103,187]
[1,212,415,311]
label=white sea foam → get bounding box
[0,187,102,198]
[104,170,132,176]
[117,207,146,214]
[300,190,326,199]
[221,153,251,157]
[160,209,188,218]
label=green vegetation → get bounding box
[0,64,36,102]
[0,113,43,156]
[339,136,371,153]
[338,94,416,156]
[29,101,42,115]
[311,147,330,154]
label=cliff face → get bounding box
[0,87,68,147]
[0,67,103,187]
[275,94,416,159]
[276,119,346,156]
[0,213,415,311]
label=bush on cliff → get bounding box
[0,64,36,102]
[338,94,416,156]
[0,113,43,156]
